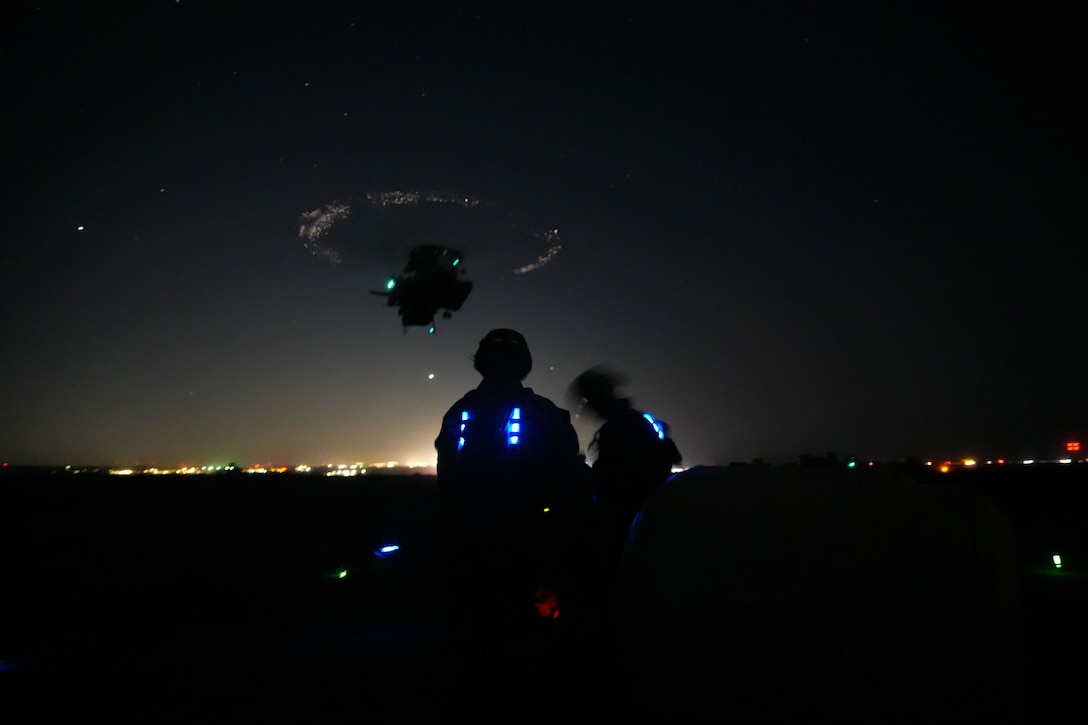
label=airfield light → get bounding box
[1053,554,1063,570]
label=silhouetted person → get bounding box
[435,329,591,645]
[570,365,682,551]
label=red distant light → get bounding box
[997,459,1005,465]
[1067,441,1081,452]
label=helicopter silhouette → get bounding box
[370,245,473,333]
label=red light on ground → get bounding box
[532,586,560,619]
[1067,441,1082,452]
[997,459,1005,465]
[939,464,951,473]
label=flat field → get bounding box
[1,465,1084,720]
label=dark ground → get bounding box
[1,464,1085,722]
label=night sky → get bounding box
[3,2,1084,469]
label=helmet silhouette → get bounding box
[473,328,532,381]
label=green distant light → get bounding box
[1053,554,1063,569]
[337,569,348,579]
[386,278,396,290]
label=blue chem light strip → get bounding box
[507,407,521,446]
[458,410,471,451]
[643,412,665,440]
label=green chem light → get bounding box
[1053,554,1062,569]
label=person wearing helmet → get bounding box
[569,365,682,552]
[435,329,585,499]
[435,329,592,645]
